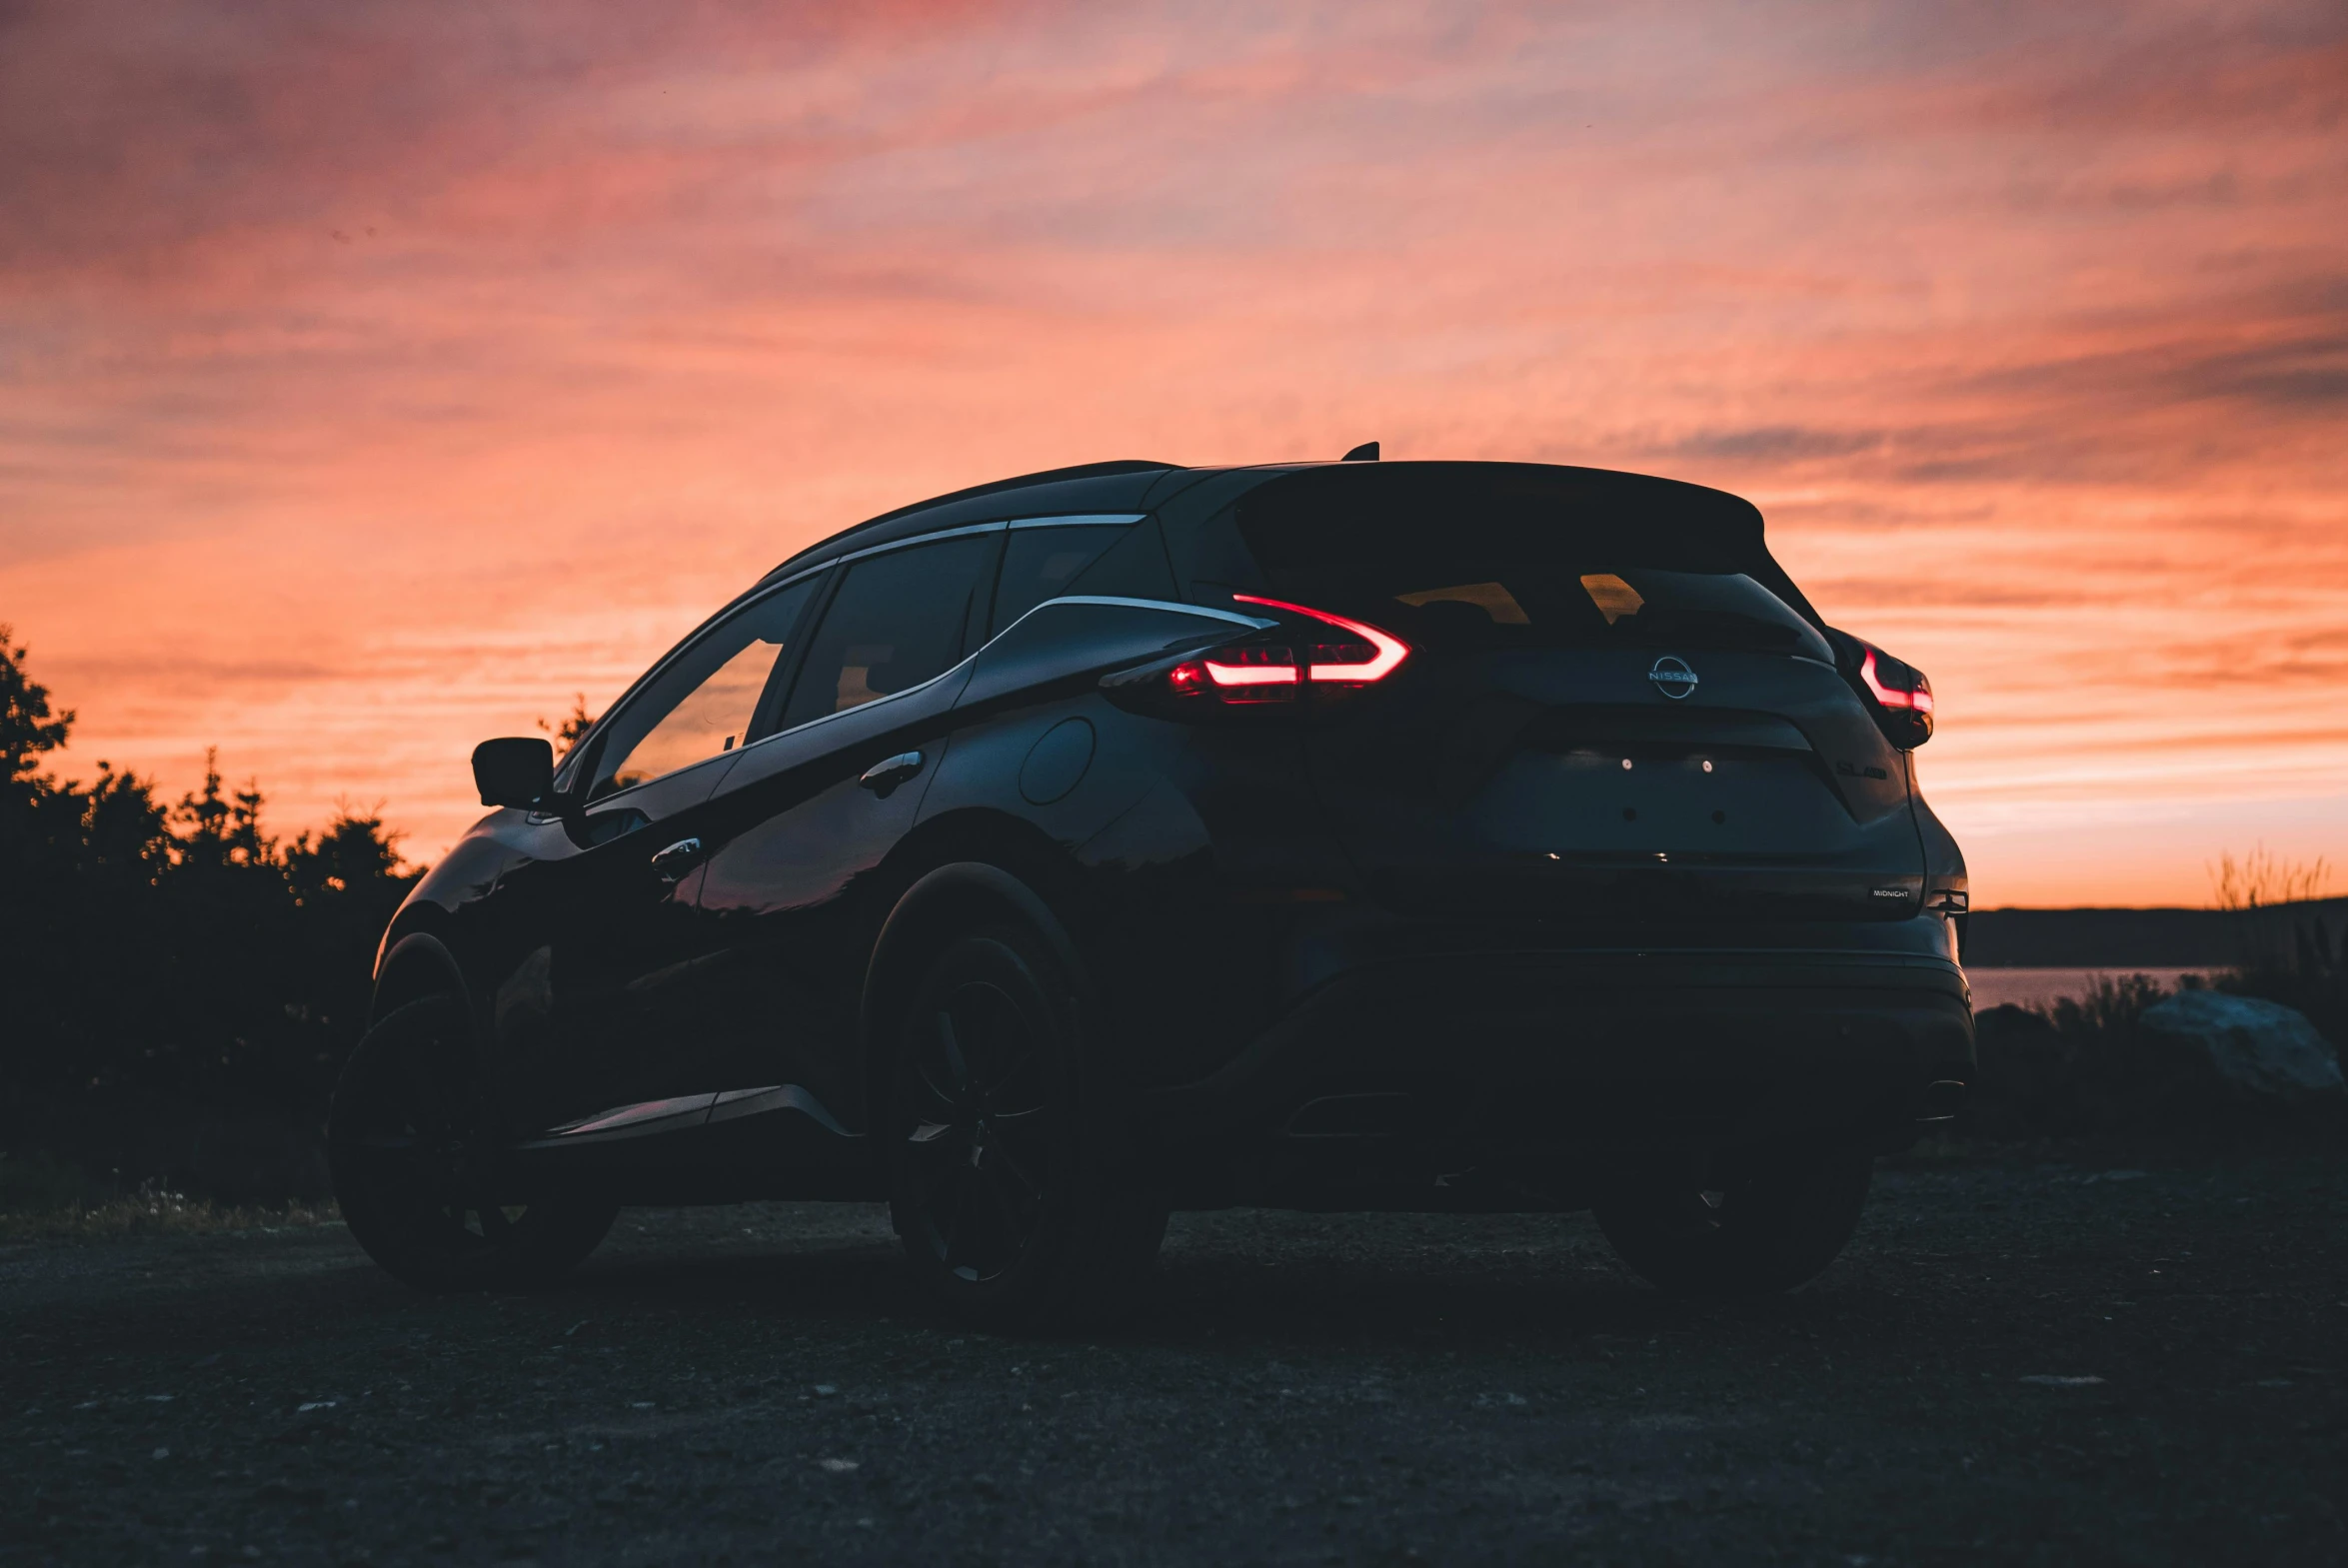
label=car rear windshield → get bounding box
[1239,509,1830,661]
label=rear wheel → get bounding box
[888,924,1167,1332]
[328,993,617,1292]
[1593,1144,1872,1296]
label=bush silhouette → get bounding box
[1,626,421,1168]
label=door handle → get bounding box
[858,751,925,795]
[649,836,705,880]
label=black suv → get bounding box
[332,458,1971,1326]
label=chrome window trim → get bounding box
[1018,595,1270,630]
[759,512,1142,584]
[556,524,1012,793]
[732,656,967,753]
[761,562,834,596]
[560,555,1225,794]
[531,736,745,823]
[731,525,1014,748]
[1006,513,1147,530]
[834,519,1007,566]
[730,595,1263,759]
[969,594,1272,664]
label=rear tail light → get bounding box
[1200,643,1299,691]
[1849,640,1934,747]
[1108,597,1413,714]
[1858,645,1933,717]
[1231,595,1411,685]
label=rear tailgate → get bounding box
[1224,465,1924,924]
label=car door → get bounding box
[690,527,1002,1143]
[499,574,823,1141]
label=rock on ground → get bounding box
[2139,989,2345,1106]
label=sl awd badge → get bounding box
[1647,655,1698,701]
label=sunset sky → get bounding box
[3,0,2343,907]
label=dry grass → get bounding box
[0,1151,340,1240]
[2208,845,2337,910]
[0,1194,343,1242]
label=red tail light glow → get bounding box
[1129,597,1413,713]
[1203,645,1300,688]
[1859,644,1934,715]
[1231,595,1411,684]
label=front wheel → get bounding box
[329,993,618,1292]
[1593,1144,1873,1296]
[888,924,1168,1332]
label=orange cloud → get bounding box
[3,0,2344,906]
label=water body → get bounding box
[1967,966,2207,1011]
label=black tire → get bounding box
[328,993,618,1293]
[1593,1144,1873,1297]
[887,923,1168,1332]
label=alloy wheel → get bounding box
[901,977,1056,1282]
[334,1008,527,1259]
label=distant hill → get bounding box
[1966,896,2348,968]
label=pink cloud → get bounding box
[3,0,2344,904]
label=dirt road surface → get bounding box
[6,1149,2345,1565]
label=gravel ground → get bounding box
[5,1147,2345,1566]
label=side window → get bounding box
[780,533,995,730]
[987,518,1179,638]
[988,524,1132,638]
[591,577,819,798]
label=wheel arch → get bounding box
[859,807,1099,997]
[858,830,1098,1153]
[370,930,473,1027]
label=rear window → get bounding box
[1238,493,1828,661]
[1378,567,1831,660]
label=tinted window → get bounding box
[781,533,995,729]
[592,576,819,797]
[988,524,1131,637]
[1388,568,1831,660]
[1240,500,1824,660]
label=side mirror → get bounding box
[472,737,554,807]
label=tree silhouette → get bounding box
[0,623,73,788]
[540,694,597,753]
[0,631,423,1173]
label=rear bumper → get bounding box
[1152,947,1972,1162]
